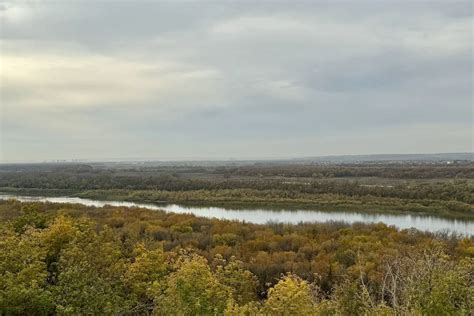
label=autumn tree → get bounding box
[157,253,231,315]
[0,226,54,314]
[53,226,130,314]
[215,255,259,305]
[262,274,316,316]
[122,243,169,313]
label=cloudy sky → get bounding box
[0,1,472,162]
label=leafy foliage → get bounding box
[0,200,472,315]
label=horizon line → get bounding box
[1,151,472,164]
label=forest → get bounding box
[2,0,472,314]
[0,199,473,315]
[1,162,473,219]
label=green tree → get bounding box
[122,243,169,313]
[40,215,81,285]
[0,227,54,315]
[262,274,316,316]
[404,256,473,315]
[12,204,48,233]
[224,298,262,316]
[53,227,130,314]
[158,253,231,315]
[215,256,259,305]
[332,280,371,316]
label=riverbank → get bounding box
[2,194,474,235]
[4,186,474,220]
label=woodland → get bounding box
[0,162,473,314]
[0,199,473,315]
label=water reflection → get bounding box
[1,194,472,235]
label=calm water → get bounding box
[1,194,473,235]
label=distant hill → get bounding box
[296,153,473,163]
[2,153,472,167]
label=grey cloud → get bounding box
[1,1,472,162]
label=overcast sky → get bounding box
[0,1,472,162]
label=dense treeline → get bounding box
[216,162,474,179]
[1,163,473,218]
[73,187,472,220]
[2,161,473,179]
[1,172,473,204]
[0,200,473,315]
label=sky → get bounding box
[0,0,472,162]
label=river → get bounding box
[1,194,473,235]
